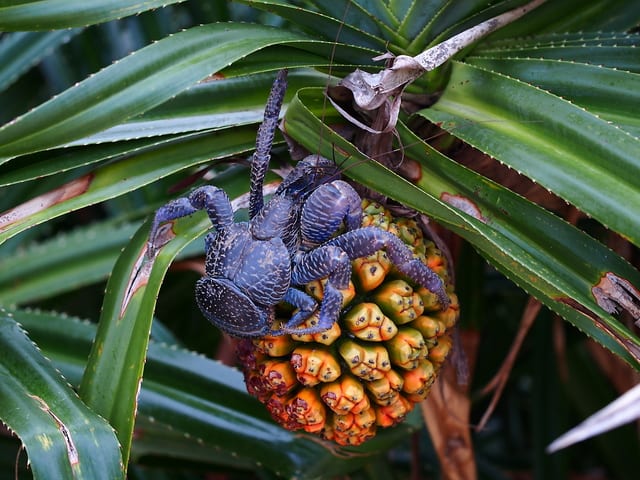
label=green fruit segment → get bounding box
[239,200,459,446]
[343,303,398,341]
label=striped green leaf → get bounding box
[0,125,258,245]
[0,71,329,188]
[0,23,320,161]
[0,0,188,31]
[76,164,256,469]
[416,60,640,247]
[0,309,123,479]
[78,215,202,468]
[0,30,82,92]
[284,87,640,368]
[465,58,640,136]
[18,308,422,478]
[0,220,139,304]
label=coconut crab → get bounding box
[147,69,448,337]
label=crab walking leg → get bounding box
[249,69,289,220]
[271,287,320,334]
[327,227,450,309]
[285,246,352,334]
[148,186,234,257]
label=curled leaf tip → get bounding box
[30,395,79,466]
[441,193,487,222]
[0,174,93,234]
[592,272,640,322]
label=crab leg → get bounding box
[249,69,289,219]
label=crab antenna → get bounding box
[249,69,289,219]
[317,2,350,162]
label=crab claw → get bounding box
[196,277,270,338]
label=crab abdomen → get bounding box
[233,237,292,306]
[205,224,292,307]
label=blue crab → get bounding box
[148,69,448,337]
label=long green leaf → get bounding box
[0,0,188,31]
[78,212,207,468]
[244,0,525,56]
[0,309,123,479]
[473,33,640,72]
[70,70,331,144]
[236,0,388,50]
[0,134,186,188]
[488,0,640,37]
[476,44,640,71]
[76,162,259,468]
[0,23,318,161]
[19,309,422,478]
[0,125,258,245]
[0,30,82,92]
[416,60,640,247]
[465,58,640,136]
[283,87,640,367]
[0,71,329,188]
[478,31,640,49]
[0,220,139,304]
